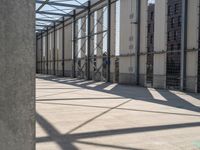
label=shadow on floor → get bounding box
[36,75,200,150]
[36,75,200,113]
[36,111,200,150]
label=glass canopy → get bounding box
[36,0,89,32]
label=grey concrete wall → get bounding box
[0,1,35,150]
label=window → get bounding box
[168,6,171,16]
[148,24,151,33]
[175,4,178,14]
[178,16,181,26]
[171,44,174,51]
[150,35,153,44]
[171,17,174,28]
[174,31,178,40]
[177,43,181,50]
[167,31,170,41]
[150,11,154,20]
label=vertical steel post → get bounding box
[53,23,56,75]
[62,17,65,76]
[36,36,38,73]
[73,10,76,78]
[180,0,187,91]
[135,0,141,85]
[46,27,49,74]
[107,0,111,82]
[41,32,43,74]
[87,1,91,80]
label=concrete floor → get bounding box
[36,75,200,150]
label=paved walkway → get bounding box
[36,75,200,150]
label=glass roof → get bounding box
[36,0,89,32]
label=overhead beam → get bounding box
[36,11,72,17]
[36,0,49,12]
[36,24,53,27]
[36,0,86,9]
[36,18,55,22]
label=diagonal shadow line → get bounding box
[37,97,124,101]
[36,89,81,99]
[36,101,200,117]
[66,100,132,134]
[36,76,200,113]
[38,76,200,113]
[36,112,78,150]
[71,121,200,139]
[76,140,146,150]
[36,121,200,144]
[36,88,81,90]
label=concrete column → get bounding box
[119,0,137,84]
[153,0,167,89]
[81,17,87,79]
[48,29,53,74]
[96,9,104,81]
[64,21,73,77]
[0,1,35,150]
[185,0,199,92]
[110,2,116,83]
[139,0,148,86]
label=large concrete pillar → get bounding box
[110,1,116,83]
[119,0,137,84]
[139,0,148,86]
[185,0,199,92]
[153,0,167,89]
[0,1,35,150]
[64,20,73,77]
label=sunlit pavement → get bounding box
[36,75,200,150]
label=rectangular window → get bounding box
[171,17,174,28]
[175,4,178,14]
[178,16,181,26]
[150,11,154,20]
[168,6,171,16]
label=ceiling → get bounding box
[35,0,89,33]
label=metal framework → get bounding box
[36,0,117,83]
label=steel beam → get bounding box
[46,27,49,74]
[72,10,76,78]
[36,18,55,22]
[53,23,56,75]
[180,0,187,91]
[135,0,141,85]
[36,37,38,73]
[62,17,65,76]
[36,24,53,27]
[106,0,111,82]
[37,11,72,17]
[87,1,91,80]
[36,0,86,9]
[41,32,43,74]
[36,0,49,12]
